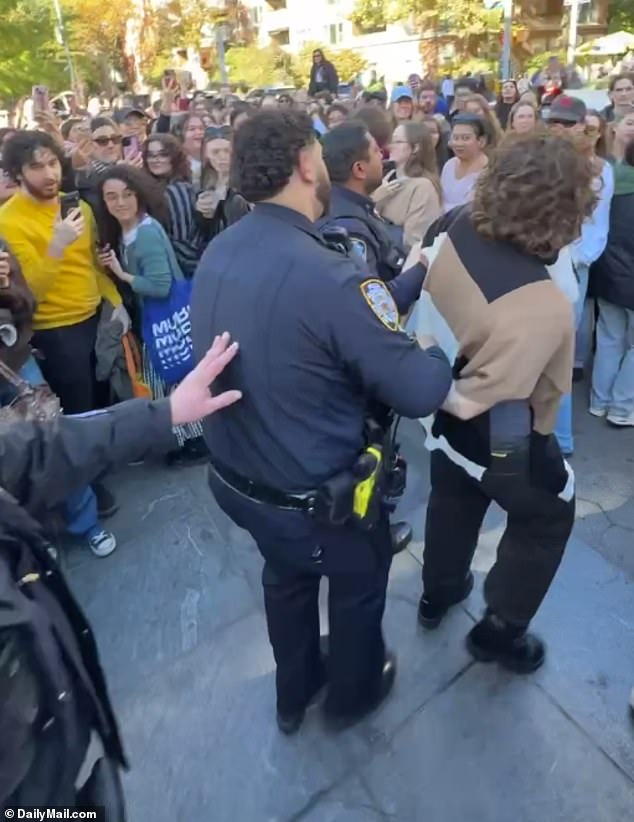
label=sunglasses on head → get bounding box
[93,135,122,146]
[204,126,232,140]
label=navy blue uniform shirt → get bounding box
[191,202,451,492]
[319,185,428,314]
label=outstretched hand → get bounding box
[170,332,242,426]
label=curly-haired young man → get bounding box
[416,133,597,672]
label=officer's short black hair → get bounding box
[231,110,316,202]
[2,130,64,183]
[321,121,371,184]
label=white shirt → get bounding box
[441,78,454,97]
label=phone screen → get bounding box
[60,191,80,220]
[32,85,49,114]
[122,136,140,159]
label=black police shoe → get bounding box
[323,652,397,732]
[466,612,545,674]
[417,572,474,630]
[276,638,329,735]
[390,521,413,555]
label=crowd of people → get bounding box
[1,54,634,817]
[0,66,633,553]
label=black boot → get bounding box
[276,637,329,735]
[390,521,413,555]
[418,572,474,630]
[466,611,545,674]
[323,652,397,732]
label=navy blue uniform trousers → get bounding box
[209,472,393,718]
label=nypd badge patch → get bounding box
[360,279,399,332]
[350,237,367,262]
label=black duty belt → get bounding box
[208,458,318,514]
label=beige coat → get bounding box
[372,176,442,252]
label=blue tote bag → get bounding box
[141,261,194,386]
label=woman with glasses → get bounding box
[143,133,203,278]
[441,115,489,213]
[96,165,207,464]
[373,121,441,250]
[195,126,249,243]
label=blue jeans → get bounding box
[554,264,589,453]
[18,356,100,538]
[590,300,634,419]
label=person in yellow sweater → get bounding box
[0,130,124,413]
[0,130,127,531]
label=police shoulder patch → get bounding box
[350,237,367,262]
[360,279,399,331]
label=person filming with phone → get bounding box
[0,130,129,522]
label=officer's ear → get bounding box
[297,143,319,184]
[351,159,367,181]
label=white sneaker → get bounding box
[606,411,634,427]
[87,529,117,558]
[589,406,607,418]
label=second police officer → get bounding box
[191,111,452,734]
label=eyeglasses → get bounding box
[93,135,122,146]
[547,119,577,128]
[146,150,170,159]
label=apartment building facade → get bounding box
[242,0,609,82]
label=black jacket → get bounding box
[192,203,451,492]
[308,60,339,95]
[592,191,634,310]
[318,185,426,314]
[0,399,175,808]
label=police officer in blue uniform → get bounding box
[319,121,428,313]
[191,111,452,734]
[319,121,430,553]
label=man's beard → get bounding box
[315,174,332,217]
[22,177,60,200]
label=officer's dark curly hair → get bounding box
[471,133,597,260]
[230,110,316,202]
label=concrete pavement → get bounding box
[63,384,634,822]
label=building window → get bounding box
[271,28,290,45]
[251,6,262,24]
[578,0,599,24]
[329,23,343,45]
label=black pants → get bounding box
[32,314,99,414]
[209,472,392,717]
[423,450,575,626]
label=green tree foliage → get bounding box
[223,44,294,88]
[607,0,634,34]
[292,42,367,86]
[350,0,503,48]
[0,0,68,100]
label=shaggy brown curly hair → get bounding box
[471,133,597,259]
